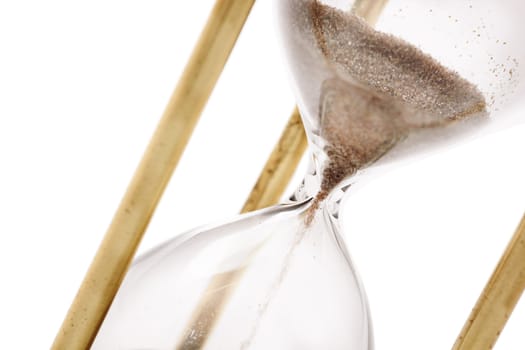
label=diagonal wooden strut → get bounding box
[241,107,307,213]
[51,1,256,348]
[453,213,525,350]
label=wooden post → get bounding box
[51,1,256,348]
[453,213,525,350]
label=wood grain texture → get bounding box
[453,213,525,350]
[51,1,256,348]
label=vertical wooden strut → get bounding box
[453,213,525,350]
[52,1,256,349]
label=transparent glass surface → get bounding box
[280,0,525,177]
[93,193,371,350]
[94,0,524,349]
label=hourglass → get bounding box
[90,0,525,349]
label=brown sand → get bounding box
[287,1,487,201]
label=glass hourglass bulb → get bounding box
[93,0,525,349]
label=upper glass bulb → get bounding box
[279,0,524,187]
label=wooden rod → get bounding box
[452,213,525,350]
[241,107,307,213]
[175,108,306,350]
[51,1,256,349]
[176,3,389,349]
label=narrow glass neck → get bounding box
[288,148,323,204]
[289,149,353,211]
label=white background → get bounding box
[0,0,524,349]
